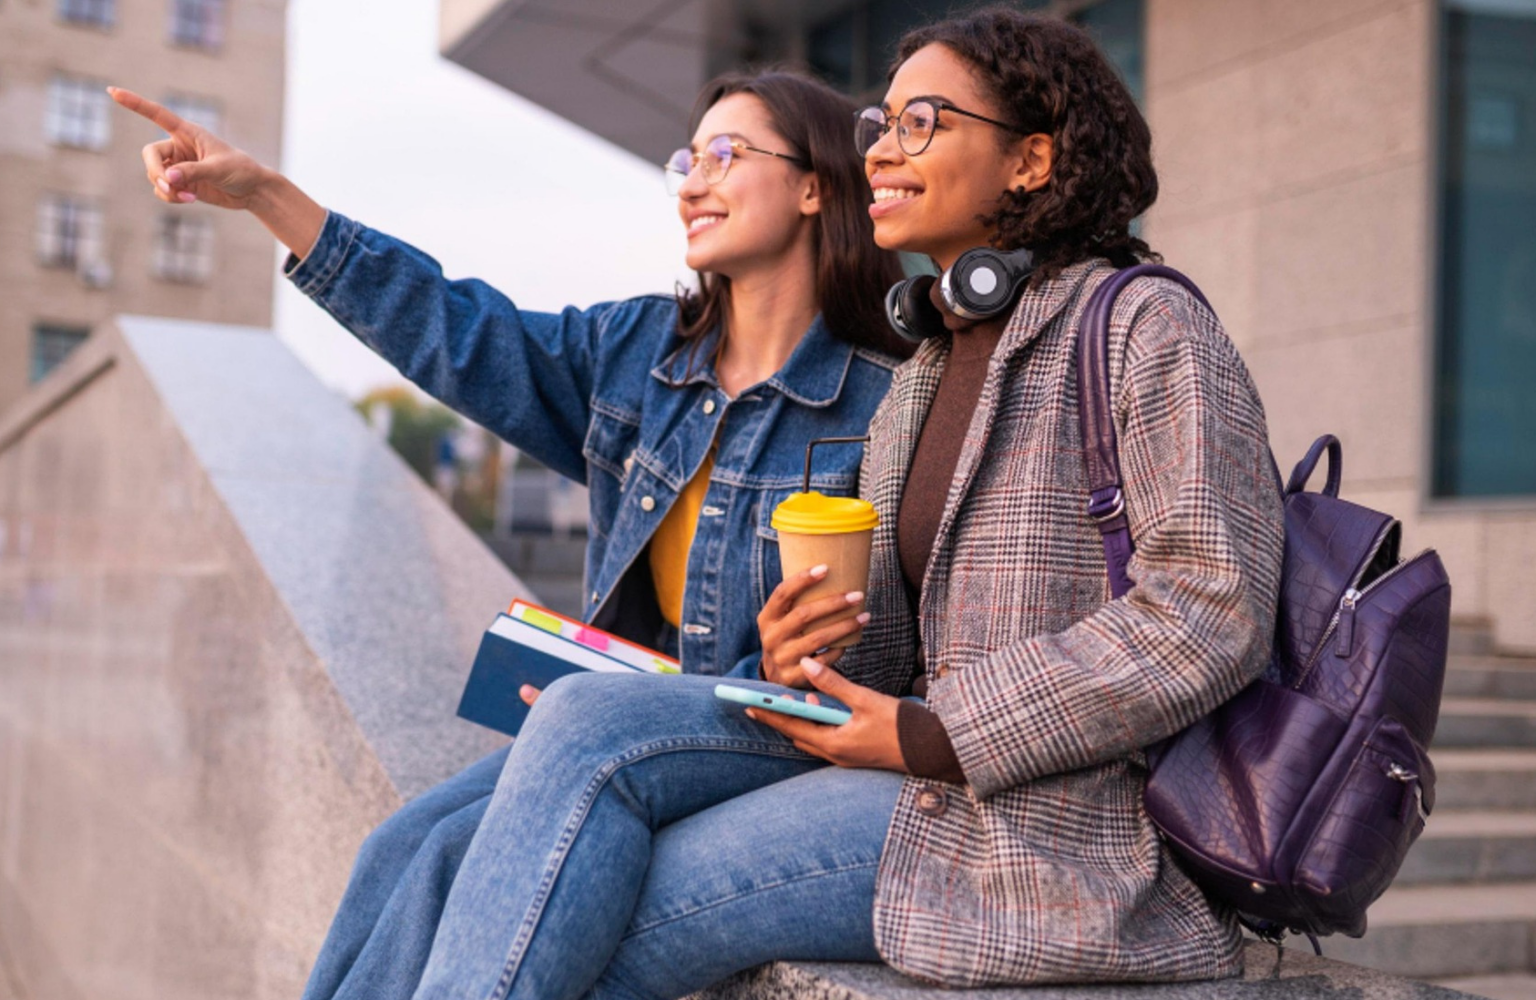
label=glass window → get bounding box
[153,213,214,283]
[1434,0,1536,497]
[31,324,91,383]
[168,0,225,49]
[35,195,103,270]
[46,74,111,150]
[161,93,223,133]
[57,0,114,28]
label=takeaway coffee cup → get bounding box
[771,490,878,648]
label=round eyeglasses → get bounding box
[664,134,809,195]
[854,99,1037,157]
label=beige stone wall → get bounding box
[0,0,287,418]
[0,331,399,999]
[1144,0,1536,651]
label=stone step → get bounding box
[1396,810,1536,885]
[1433,699,1536,749]
[1449,621,1497,658]
[1445,657,1536,701]
[1432,973,1536,1000]
[1432,751,1536,811]
[1313,881,1536,979]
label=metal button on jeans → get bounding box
[916,786,948,817]
[640,496,656,512]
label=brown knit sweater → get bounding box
[893,301,1007,784]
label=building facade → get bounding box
[440,0,1536,651]
[0,0,287,417]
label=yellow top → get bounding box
[649,451,716,628]
[769,491,879,535]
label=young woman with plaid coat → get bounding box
[406,9,1285,998]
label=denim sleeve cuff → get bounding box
[283,210,361,299]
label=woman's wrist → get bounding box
[249,169,327,262]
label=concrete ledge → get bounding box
[691,942,1481,999]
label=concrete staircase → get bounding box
[1313,627,1536,999]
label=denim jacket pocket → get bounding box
[752,489,791,611]
[584,403,642,483]
[584,403,642,539]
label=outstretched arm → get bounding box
[109,87,327,260]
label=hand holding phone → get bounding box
[714,684,851,725]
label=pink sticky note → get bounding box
[575,627,610,651]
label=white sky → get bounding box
[273,0,693,399]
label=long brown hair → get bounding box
[893,9,1159,281]
[675,70,910,357]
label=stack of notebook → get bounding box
[456,600,680,737]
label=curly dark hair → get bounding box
[893,7,1160,280]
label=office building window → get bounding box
[31,325,91,383]
[46,74,111,150]
[168,0,225,49]
[153,214,214,283]
[1434,0,1536,497]
[805,0,1143,104]
[162,93,223,133]
[35,195,103,270]
[58,0,115,28]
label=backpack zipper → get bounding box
[1292,549,1428,689]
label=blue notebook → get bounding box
[456,603,679,737]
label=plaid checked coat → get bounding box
[836,259,1285,987]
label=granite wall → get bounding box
[0,318,518,999]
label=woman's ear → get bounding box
[1012,133,1054,194]
[800,173,823,217]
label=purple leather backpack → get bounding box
[1076,265,1452,942]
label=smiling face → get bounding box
[866,44,1042,270]
[676,93,819,278]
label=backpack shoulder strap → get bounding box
[1076,263,1212,599]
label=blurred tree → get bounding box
[355,385,461,485]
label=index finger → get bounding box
[764,564,830,616]
[107,87,191,136]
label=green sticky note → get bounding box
[522,608,564,635]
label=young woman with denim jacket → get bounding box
[111,71,906,999]
[368,10,1284,1000]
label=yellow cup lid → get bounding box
[770,491,879,535]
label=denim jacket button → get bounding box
[703,399,717,415]
[640,495,656,512]
[916,787,948,817]
[623,454,635,474]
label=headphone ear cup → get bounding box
[942,246,1037,320]
[885,275,945,342]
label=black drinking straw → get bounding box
[802,436,870,493]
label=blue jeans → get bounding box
[414,673,904,1000]
[301,746,508,1000]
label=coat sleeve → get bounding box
[286,211,629,483]
[927,284,1285,801]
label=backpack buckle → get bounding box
[1088,489,1125,523]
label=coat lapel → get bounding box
[917,260,1110,633]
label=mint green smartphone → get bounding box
[714,684,851,725]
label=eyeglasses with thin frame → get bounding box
[664,134,809,195]
[853,99,1037,158]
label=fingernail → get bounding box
[167,168,182,184]
[745,709,758,721]
[157,178,170,193]
[801,657,823,676]
[811,565,828,577]
[845,591,864,603]
[856,612,871,624]
[177,191,197,203]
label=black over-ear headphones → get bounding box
[884,246,1037,342]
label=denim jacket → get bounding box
[286,212,899,676]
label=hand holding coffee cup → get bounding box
[757,564,870,686]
